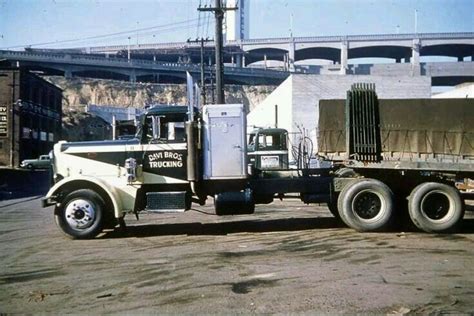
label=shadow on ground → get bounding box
[102,216,346,239]
[0,169,50,201]
[101,215,474,239]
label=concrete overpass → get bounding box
[0,49,288,85]
[2,32,473,86]
[63,32,474,70]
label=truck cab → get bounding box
[248,128,289,170]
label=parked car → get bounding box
[20,155,51,170]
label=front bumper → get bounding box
[41,196,57,208]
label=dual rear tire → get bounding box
[408,182,464,233]
[337,179,395,232]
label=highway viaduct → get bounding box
[1,32,473,86]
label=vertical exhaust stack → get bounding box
[186,72,198,182]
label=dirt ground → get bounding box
[1,196,473,314]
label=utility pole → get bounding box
[188,37,212,105]
[214,0,224,104]
[200,38,206,105]
[127,36,131,62]
[198,0,237,104]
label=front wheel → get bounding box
[337,179,395,232]
[54,189,105,239]
[408,182,464,233]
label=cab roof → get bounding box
[250,128,288,135]
[144,105,190,116]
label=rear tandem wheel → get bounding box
[408,182,464,233]
[337,178,395,232]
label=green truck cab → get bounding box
[247,128,289,170]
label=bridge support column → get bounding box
[235,54,242,67]
[411,39,421,76]
[288,41,295,72]
[264,54,267,69]
[457,56,464,62]
[129,70,136,83]
[340,41,348,74]
[396,57,401,63]
[64,68,73,79]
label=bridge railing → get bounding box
[84,32,474,51]
[231,32,474,45]
[0,49,290,77]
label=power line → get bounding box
[196,0,203,39]
[49,22,204,48]
[205,0,212,37]
[3,18,200,49]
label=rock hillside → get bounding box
[43,76,276,141]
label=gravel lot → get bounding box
[1,196,473,314]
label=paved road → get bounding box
[0,197,473,314]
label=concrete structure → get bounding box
[0,68,62,168]
[247,74,432,156]
[224,0,249,41]
[432,83,474,98]
[0,49,471,87]
[8,32,472,86]
[86,104,143,124]
[0,50,286,85]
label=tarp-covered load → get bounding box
[317,98,474,159]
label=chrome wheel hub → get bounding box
[65,199,96,230]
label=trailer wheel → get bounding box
[408,182,464,233]
[337,179,395,232]
[54,189,105,239]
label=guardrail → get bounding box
[80,32,474,52]
[0,50,289,78]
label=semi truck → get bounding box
[42,84,474,239]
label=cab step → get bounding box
[146,191,186,213]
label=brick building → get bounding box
[0,67,62,168]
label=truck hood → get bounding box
[59,138,140,152]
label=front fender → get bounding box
[42,175,123,218]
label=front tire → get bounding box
[337,179,395,232]
[408,182,464,233]
[55,189,105,239]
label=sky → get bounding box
[0,0,473,50]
